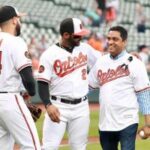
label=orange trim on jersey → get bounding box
[15,95,37,150]
[17,63,32,72]
[135,87,150,93]
[37,78,51,84]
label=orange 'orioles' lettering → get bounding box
[54,52,87,77]
[97,65,130,86]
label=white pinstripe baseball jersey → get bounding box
[37,42,101,99]
[0,32,32,92]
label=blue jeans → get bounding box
[99,123,138,150]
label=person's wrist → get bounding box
[45,103,52,109]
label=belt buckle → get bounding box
[82,96,87,101]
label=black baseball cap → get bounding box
[60,18,89,36]
[0,5,26,23]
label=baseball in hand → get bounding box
[139,130,145,138]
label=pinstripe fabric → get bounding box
[136,89,150,114]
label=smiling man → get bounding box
[89,26,150,150]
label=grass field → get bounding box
[36,107,150,150]
[58,140,150,150]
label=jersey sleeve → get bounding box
[12,37,32,72]
[86,44,102,70]
[37,51,53,83]
[131,58,150,92]
[88,61,100,89]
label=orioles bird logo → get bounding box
[38,65,45,73]
[25,51,32,59]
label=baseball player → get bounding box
[0,6,41,150]
[37,18,102,150]
[89,26,150,150]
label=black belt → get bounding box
[51,95,87,104]
[0,91,20,94]
[0,91,8,93]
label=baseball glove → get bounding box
[20,91,42,122]
[26,102,42,122]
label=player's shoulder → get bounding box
[0,32,27,49]
[1,32,24,43]
[127,53,143,63]
[15,37,27,46]
[43,44,57,53]
[92,53,108,67]
[40,44,57,58]
[126,53,145,69]
[98,53,109,61]
[0,32,14,43]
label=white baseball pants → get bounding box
[0,93,41,150]
[42,100,90,150]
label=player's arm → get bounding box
[132,59,150,139]
[88,60,100,89]
[38,81,60,123]
[19,66,35,96]
[86,44,102,69]
[37,81,51,106]
[136,89,150,139]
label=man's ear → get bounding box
[12,16,18,25]
[123,39,127,48]
[63,32,70,39]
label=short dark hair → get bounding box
[109,26,128,41]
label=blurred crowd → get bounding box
[81,0,119,27]
[28,0,150,76]
[82,0,149,33]
[28,35,49,76]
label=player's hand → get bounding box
[46,104,60,123]
[138,125,150,139]
[20,91,31,101]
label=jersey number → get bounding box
[81,69,87,80]
[0,51,2,74]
